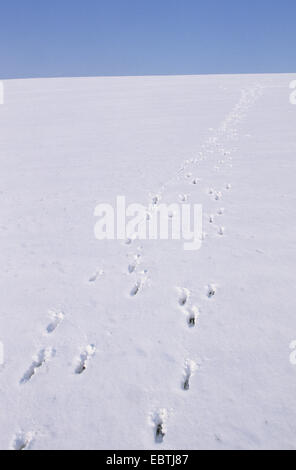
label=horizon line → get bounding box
[2,71,296,82]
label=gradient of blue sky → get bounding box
[0,0,295,78]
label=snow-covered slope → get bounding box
[0,74,295,450]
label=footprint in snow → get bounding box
[89,269,104,283]
[218,226,225,236]
[75,344,96,375]
[151,194,161,206]
[127,254,141,274]
[179,194,188,202]
[20,348,55,384]
[46,310,64,334]
[11,432,34,451]
[207,284,217,299]
[152,409,168,444]
[130,280,142,297]
[186,306,200,328]
[177,287,190,307]
[128,264,136,274]
[183,359,198,391]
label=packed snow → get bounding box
[0,73,296,450]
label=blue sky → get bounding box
[0,0,295,78]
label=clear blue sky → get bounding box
[0,0,295,79]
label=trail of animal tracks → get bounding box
[0,74,296,450]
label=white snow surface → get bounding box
[0,73,296,450]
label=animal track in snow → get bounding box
[128,264,136,274]
[177,287,190,307]
[89,269,104,283]
[129,263,149,297]
[217,208,225,215]
[207,284,217,299]
[226,183,232,190]
[11,431,34,451]
[218,226,225,236]
[140,87,261,436]
[186,306,200,328]
[127,253,141,274]
[151,194,161,206]
[153,409,168,444]
[130,280,142,297]
[178,194,188,202]
[183,359,198,391]
[46,310,64,334]
[75,344,96,375]
[20,348,55,384]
